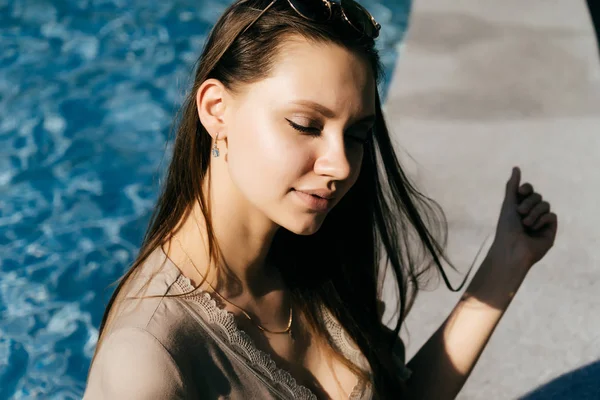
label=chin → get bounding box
[283,215,326,236]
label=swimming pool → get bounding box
[0,0,411,398]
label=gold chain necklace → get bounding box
[173,234,294,338]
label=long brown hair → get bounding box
[88,0,484,397]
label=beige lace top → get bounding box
[83,246,412,399]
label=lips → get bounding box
[293,190,333,212]
[294,188,336,200]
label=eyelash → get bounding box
[286,119,371,145]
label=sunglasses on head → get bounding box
[240,0,382,39]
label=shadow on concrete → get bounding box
[389,11,599,121]
[519,359,600,399]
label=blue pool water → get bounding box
[0,0,411,398]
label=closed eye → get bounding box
[286,119,319,134]
[286,119,370,144]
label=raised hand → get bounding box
[490,167,559,272]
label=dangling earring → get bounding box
[212,133,220,158]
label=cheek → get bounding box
[227,117,309,200]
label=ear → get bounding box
[196,79,228,140]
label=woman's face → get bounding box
[223,37,377,235]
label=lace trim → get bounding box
[349,380,370,400]
[320,305,371,399]
[321,306,368,370]
[174,274,369,400]
[175,274,317,399]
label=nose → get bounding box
[313,135,355,182]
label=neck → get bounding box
[173,193,283,300]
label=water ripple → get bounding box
[0,0,411,398]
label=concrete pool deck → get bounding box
[381,0,600,398]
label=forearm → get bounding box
[404,253,528,399]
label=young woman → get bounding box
[83,0,558,398]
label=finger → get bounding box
[505,167,522,204]
[517,193,543,214]
[518,183,534,196]
[531,212,558,231]
[522,201,551,226]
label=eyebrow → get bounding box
[290,100,376,126]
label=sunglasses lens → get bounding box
[289,0,331,21]
[340,0,379,38]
